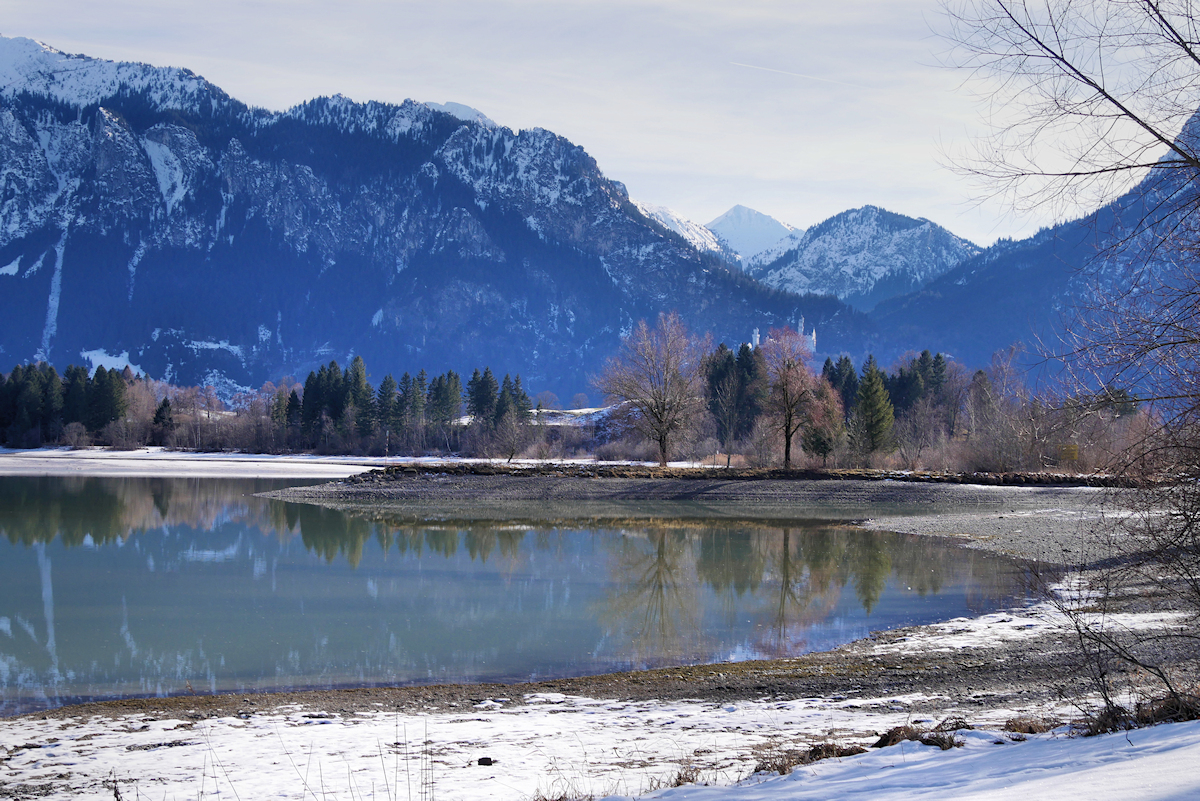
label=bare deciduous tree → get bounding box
[761,327,817,470]
[595,312,709,466]
[943,0,1200,215]
[945,0,1200,722]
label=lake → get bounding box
[0,476,1031,716]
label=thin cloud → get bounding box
[730,61,867,90]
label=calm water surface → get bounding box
[0,476,1031,716]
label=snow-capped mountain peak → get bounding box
[705,204,796,260]
[747,205,980,311]
[422,101,498,129]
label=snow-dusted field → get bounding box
[0,446,695,479]
[0,447,383,478]
[3,598,1195,800]
[5,684,1197,800]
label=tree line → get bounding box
[597,313,1144,471]
[1,315,1142,472]
[0,356,539,457]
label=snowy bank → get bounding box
[5,689,1197,800]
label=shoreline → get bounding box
[5,466,1191,799]
[267,472,1113,565]
[4,474,1116,724]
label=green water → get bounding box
[0,476,1030,716]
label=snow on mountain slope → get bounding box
[706,204,796,260]
[633,201,732,257]
[0,35,866,395]
[423,101,498,128]
[749,205,980,311]
[0,36,228,114]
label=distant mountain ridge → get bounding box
[749,206,982,312]
[0,36,869,396]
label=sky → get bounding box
[0,1,1079,246]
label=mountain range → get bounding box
[0,35,1185,395]
[746,206,982,312]
[0,36,866,397]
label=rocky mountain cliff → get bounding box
[0,37,868,396]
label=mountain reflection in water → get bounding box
[0,477,1030,716]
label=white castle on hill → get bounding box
[751,316,817,352]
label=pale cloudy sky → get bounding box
[0,1,1068,245]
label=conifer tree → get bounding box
[301,370,323,435]
[511,376,531,421]
[14,365,44,436]
[376,374,398,437]
[824,355,859,419]
[397,372,415,432]
[345,355,374,438]
[427,370,463,450]
[735,343,768,438]
[286,390,303,433]
[87,367,127,432]
[930,353,948,396]
[322,361,345,425]
[63,365,89,426]
[466,367,499,428]
[705,344,741,461]
[40,364,64,436]
[853,356,895,454]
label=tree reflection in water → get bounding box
[0,478,1031,643]
[600,530,701,663]
[0,477,1039,716]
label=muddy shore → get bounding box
[264,470,1115,564]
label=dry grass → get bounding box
[871,717,971,751]
[1003,716,1062,735]
[753,742,869,775]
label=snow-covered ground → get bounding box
[0,447,383,478]
[3,597,1195,800]
[5,685,1196,800]
[0,446,720,478]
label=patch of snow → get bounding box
[2,691,1198,801]
[34,232,66,362]
[22,251,45,277]
[0,257,18,276]
[126,240,146,301]
[79,349,143,376]
[187,339,244,359]
[142,137,187,214]
[634,201,727,255]
[423,101,499,128]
